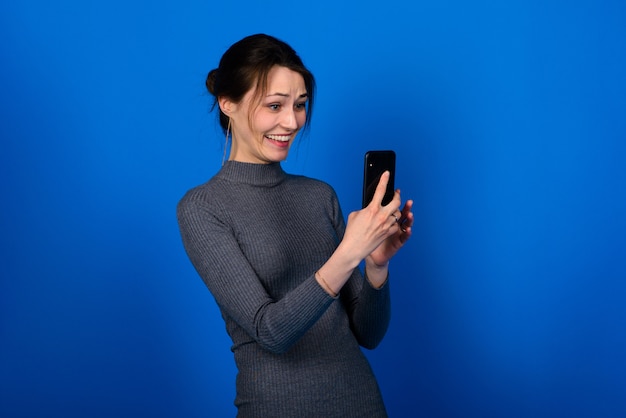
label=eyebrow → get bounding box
[266,92,308,99]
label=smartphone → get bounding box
[362,150,396,208]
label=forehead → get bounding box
[263,66,306,95]
[241,66,307,108]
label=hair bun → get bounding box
[205,69,218,95]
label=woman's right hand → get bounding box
[316,171,411,295]
[341,171,403,264]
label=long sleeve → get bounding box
[330,201,392,349]
[176,161,389,417]
[177,192,335,354]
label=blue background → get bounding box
[2,1,625,417]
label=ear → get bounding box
[218,96,236,117]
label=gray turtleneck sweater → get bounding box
[177,161,390,417]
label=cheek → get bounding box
[251,113,273,133]
[296,112,307,127]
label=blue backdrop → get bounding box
[2,1,625,417]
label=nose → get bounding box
[281,108,298,130]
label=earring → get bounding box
[222,118,231,166]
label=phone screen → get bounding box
[362,150,396,208]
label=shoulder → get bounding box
[177,176,229,220]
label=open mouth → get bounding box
[265,134,292,143]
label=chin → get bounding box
[263,148,291,163]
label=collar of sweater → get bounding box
[218,161,288,187]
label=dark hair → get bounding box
[205,34,315,134]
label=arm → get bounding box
[340,268,391,349]
[315,171,414,294]
[177,194,334,354]
[316,171,414,346]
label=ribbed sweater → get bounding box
[177,161,390,417]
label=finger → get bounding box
[390,217,401,231]
[401,199,413,215]
[386,189,402,211]
[400,213,414,231]
[398,200,414,230]
[399,227,412,243]
[369,171,390,207]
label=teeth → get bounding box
[266,134,291,142]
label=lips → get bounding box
[265,134,292,142]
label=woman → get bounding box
[177,34,414,417]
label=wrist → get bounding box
[365,255,389,270]
[365,258,389,289]
[334,241,364,271]
[315,270,338,298]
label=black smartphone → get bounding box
[362,150,396,208]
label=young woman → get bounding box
[177,34,414,417]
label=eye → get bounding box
[268,103,281,111]
[295,102,307,111]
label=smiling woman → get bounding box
[176,33,414,417]
[219,66,309,163]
